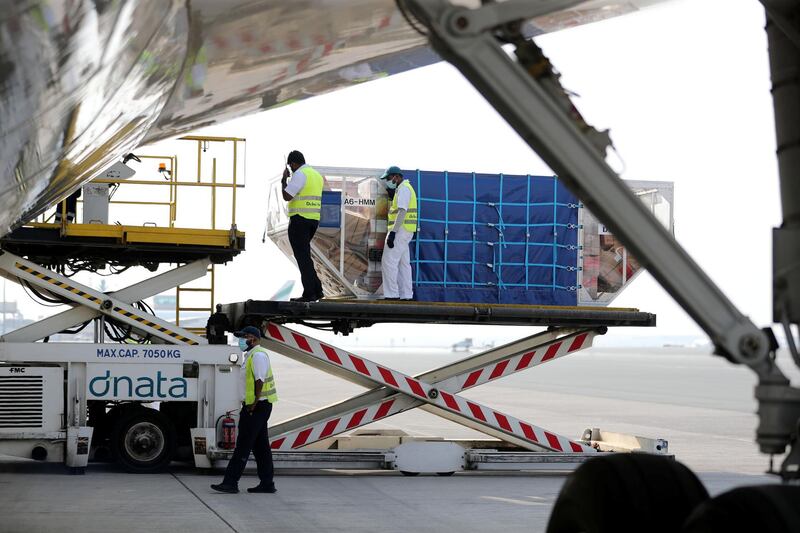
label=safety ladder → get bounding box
[175,264,215,337]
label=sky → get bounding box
[3,0,781,348]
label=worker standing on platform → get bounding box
[282,150,324,302]
[54,189,80,223]
[380,166,417,300]
[211,326,278,494]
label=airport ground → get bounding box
[1,345,792,532]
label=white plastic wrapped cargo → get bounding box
[577,180,674,306]
[265,167,389,298]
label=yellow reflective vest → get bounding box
[245,346,278,404]
[287,166,323,220]
[388,180,417,233]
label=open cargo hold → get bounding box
[265,167,673,306]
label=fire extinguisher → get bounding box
[221,412,236,450]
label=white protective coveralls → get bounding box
[381,181,415,299]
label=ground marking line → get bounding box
[171,472,238,533]
[480,495,549,506]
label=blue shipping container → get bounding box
[404,170,580,306]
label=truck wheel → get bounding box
[682,485,800,533]
[546,454,709,533]
[111,408,176,473]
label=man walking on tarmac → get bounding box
[211,326,278,494]
[282,150,324,302]
[380,166,417,300]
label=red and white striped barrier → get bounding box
[264,323,595,453]
[445,332,590,392]
[270,395,418,451]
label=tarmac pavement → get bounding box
[0,462,776,533]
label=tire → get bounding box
[400,471,420,476]
[436,472,455,477]
[546,454,709,533]
[682,485,800,533]
[111,407,176,473]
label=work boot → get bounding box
[210,483,239,494]
[247,483,277,494]
[290,295,318,302]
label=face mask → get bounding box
[385,180,397,190]
[238,338,249,351]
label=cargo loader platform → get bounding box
[219,299,656,334]
[6,135,247,270]
[1,223,245,268]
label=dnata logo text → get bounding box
[89,370,188,399]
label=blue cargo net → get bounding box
[406,170,579,306]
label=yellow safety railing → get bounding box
[46,135,245,232]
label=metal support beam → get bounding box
[761,0,800,51]
[222,299,655,333]
[763,0,800,480]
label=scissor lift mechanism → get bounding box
[0,250,209,345]
[229,322,663,471]
[209,300,661,472]
[264,323,597,453]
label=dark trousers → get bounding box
[65,191,79,215]
[56,190,81,221]
[222,401,274,487]
[288,215,322,298]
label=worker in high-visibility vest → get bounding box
[281,150,324,302]
[211,326,278,494]
[380,166,417,300]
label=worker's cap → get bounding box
[233,325,262,339]
[380,166,403,180]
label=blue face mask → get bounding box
[384,179,397,190]
[238,338,249,351]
